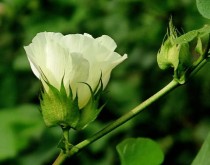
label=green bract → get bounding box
[40,79,104,129]
[40,80,79,128]
[157,21,210,84]
[24,32,127,129]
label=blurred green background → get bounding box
[1,0,210,164]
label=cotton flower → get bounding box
[24,32,127,129]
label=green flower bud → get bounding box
[157,20,210,84]
[157,20,191,73]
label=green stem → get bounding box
[189,59,207,79]
[52,151,67,165]
[73,79,179,153]
[61,126,71,154]
[53,126,71,165]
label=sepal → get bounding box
[75,78,105,130]
[40,77,105,130]
[40,80,80,128]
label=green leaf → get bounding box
[174,30,198,44]
[18,127,60,165]
[0,104,45,160]
[198,25,210,37]
[116,138,164,165]
[174,25,210,45]
[192,131,210,165]
[196,0,210,19]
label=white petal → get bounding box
[98,54,127,88]
[67,52,90,108]
[96,35,117,51]
[77,84,92,108]
[44,40,67,86]
[84,33,93,38]
[24,46,41,79]
[62,34,94,54]
[24,32,66,89]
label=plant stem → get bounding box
[52,152,67,165]
[74,79,179,153]
[189,59,207,79]
[52,126,71,165]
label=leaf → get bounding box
[0,104,45,160]
[116,138,164,165]
[174,30,198,44]
[196,0,210,19]
[174,25,210,45]
[192,131,210,165]
[18,127,60,165]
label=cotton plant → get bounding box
[24,10,210,165]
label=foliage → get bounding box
[196,0,210,19]
[192,132,210,165]
[117,138,164,165]
[1,0,210,164]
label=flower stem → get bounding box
[189,59,207,79]
[52,152,67,165]
[73,79,179,153]
[52,126,71,165]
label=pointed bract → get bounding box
[40,81,80,127]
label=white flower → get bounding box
[24,32,127,109]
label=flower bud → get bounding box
[157,22,210,83]
[157,20,191,73]
[157,20,201,83]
